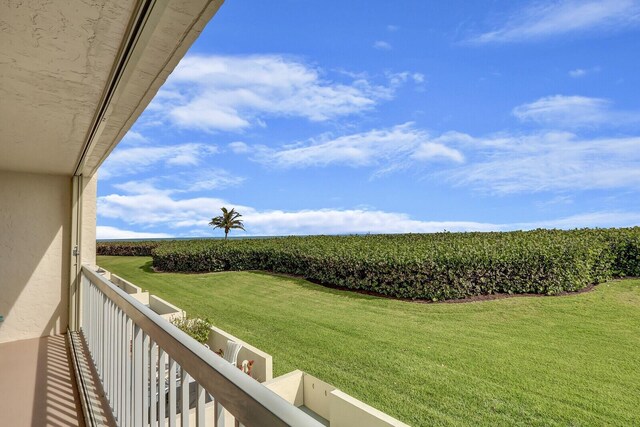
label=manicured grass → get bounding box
[98,256,640,426]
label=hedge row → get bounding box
[97,240,161,256]
[148,228,640,301]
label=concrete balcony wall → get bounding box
[111,273,144,295]
[265,370,410,427]
[0,170,71,344]
[149,295,184,321]
[206,326,274,383]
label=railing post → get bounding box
[168,357,177,427]
[196,383,205,427]
[181,369,190,427]
[133,324,143,426]
[159,348,166,427]
[125,317,132,427]
[143,333,150,426]
[150,341,158,426]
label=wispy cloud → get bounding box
[468,0,640,44]
[228,141,249,154]
[100,143,219,180]
[96,226,171,240]
[251,123,464,171]
[411,142,464,163]
[373,40,392,50]
[387,24,399,32]
[148,54,422,132]
[567,67,602,78]
[517,211,640,229]
[569,68,588,78]
[512,95,640,128]
[184,169,246,192]
[113,168,245,195]
[447,131,640,193]
[97,184,640,237]
[386,71,425,85]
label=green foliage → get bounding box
[171,316,212,344]
[97,240,161,256]
[128,228,640,301]
[209,207,245,239]
[98,255,640,426]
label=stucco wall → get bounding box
[0,170,71,343]
[81,173,97,267]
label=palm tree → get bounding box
[209,207,245,240]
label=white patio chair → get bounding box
[223,340,242,366]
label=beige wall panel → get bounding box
[81,173,98,267]
[0,170,71,343]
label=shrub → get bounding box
[147,228,640,301]
[97,240,161,256]
[171,316,212,344]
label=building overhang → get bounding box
[0,0,223,176]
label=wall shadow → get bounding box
[0,170,71,344]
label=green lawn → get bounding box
[98,256,640,426]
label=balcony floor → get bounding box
[0,334,85,426]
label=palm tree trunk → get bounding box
[225,230,228,240]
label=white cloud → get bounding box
[512,95,640,128]
[98,184,491,235]
[536,195,574,208]
[568,66,600,78]
[517,211,640,229]
[113,179,171,196]
[113,168,244,195]
[412,73,425,84]
[469,0,640,44]
[243,209,498,235]
[386,71,426,86]
[373,40,392,50]
[252,123,464,170]
[228,141,249,154]
[97,184,640,236]
[411,142,465,163]
[185,169,245,192]
[152,54,407,132]
[100,143,218,179]
[569,68,587,78]
[387,25,399,32]
[121,131,149,144]
[447,131,640,193]
[96,226,171,240]
[98,190,234,228]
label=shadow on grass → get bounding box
[130,262,387,302]
[248,271,381,301]
[139,260,155,274]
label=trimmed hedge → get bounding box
[97,240,161,256]
[147,228,640,301]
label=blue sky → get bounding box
[97,0,640,239]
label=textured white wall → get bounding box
[81,173,97,267]
[0,170,71,343]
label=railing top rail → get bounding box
[81,264,323,427]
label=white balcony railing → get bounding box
[80,265,323,427]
